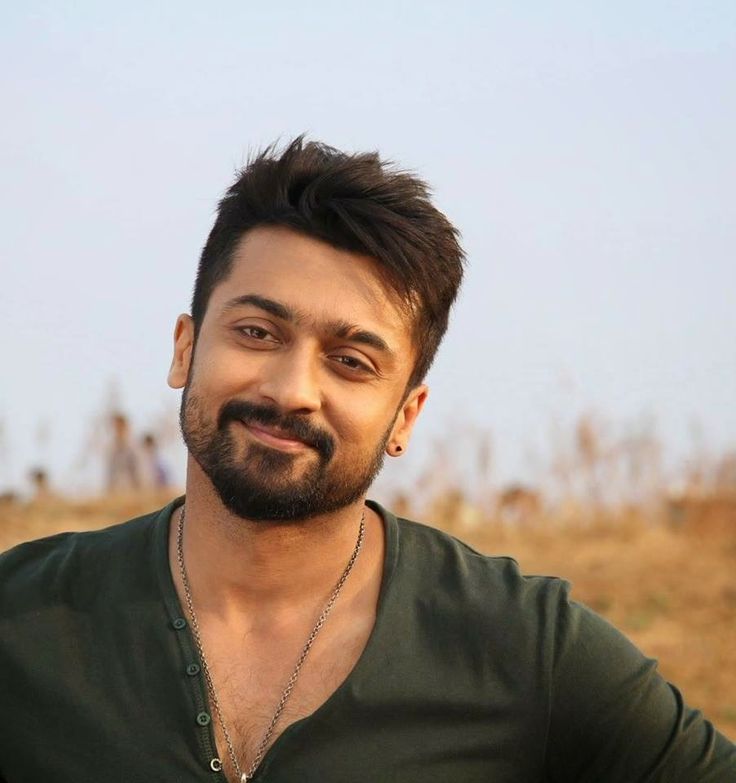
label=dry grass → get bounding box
[1,490,735,741]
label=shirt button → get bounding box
[196,712,211,726]
[186,663,201,676]
[172,617,187,630]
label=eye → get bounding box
[331,354,373,374]
[236,326,277,342]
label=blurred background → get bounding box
[1,2,735,737]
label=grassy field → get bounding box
[1,490,735,741]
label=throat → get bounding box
[174,500,375,612]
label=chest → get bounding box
[201,613,373,781]
[0,602,550,783]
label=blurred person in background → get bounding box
[0,138,733,782]
[140,432,171,490]
[28,467,54,503]
[106,411,140,493]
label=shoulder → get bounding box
[395,512,568,597]
[388,509,572,648]
[0,505,167,613]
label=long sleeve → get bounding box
[545,584,736,781]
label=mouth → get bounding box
[239,421,313,453]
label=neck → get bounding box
[169,458,383,628]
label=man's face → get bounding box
[168,226,427,522]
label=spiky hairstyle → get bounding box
[192,137,465,388]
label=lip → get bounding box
[240,421,312,452]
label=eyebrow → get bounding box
[221,294,293,321]
[221,294,395,357]
[330,320,392,354]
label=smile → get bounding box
[239,421,312,452]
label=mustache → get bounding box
[219,400,335,460]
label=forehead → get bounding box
[207,226,413,345]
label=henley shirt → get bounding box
[1,495,734,782]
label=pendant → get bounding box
[241,775,249,783]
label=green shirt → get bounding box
[1,496,734,782]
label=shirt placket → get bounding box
[169,613,224,778]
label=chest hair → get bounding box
[204,609,373,781]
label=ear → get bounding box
[167,314,195,389]
[387,384,429,455]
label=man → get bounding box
[140,433,171,491]
[0,138,733,782]
[106,412,141,493]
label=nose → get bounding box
[256,345,322,414]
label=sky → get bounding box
[1,2,735,501]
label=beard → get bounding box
[179,385,392,522]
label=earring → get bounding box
[391,444,403,456]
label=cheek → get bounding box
[193,343,254,394]
[331,399,397,450]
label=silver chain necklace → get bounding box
[176,504,366,782]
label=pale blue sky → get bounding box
[1,2,735,498]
